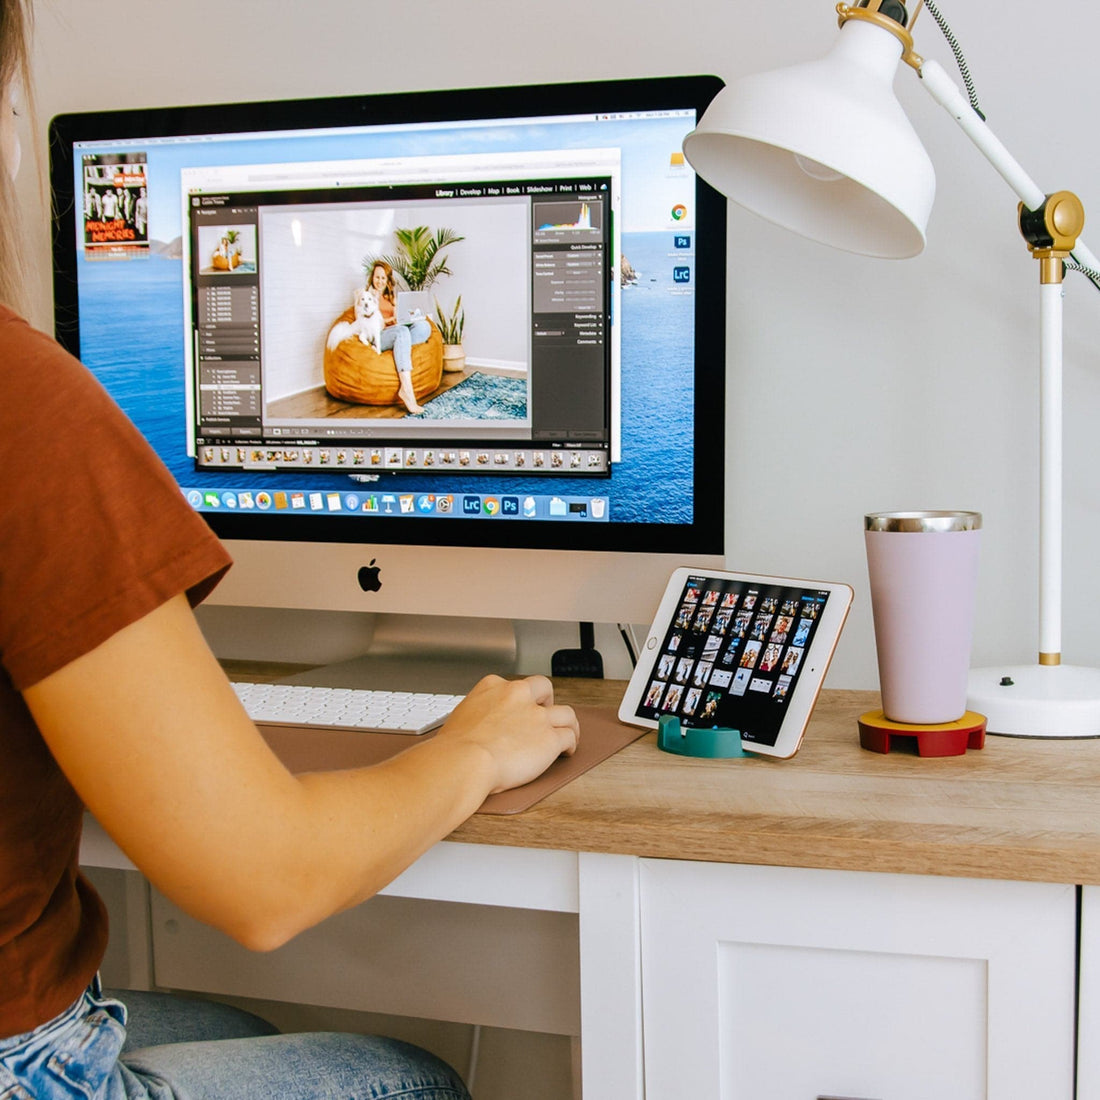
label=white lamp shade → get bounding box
[683,20,936,258]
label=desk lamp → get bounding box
[681,0,1100,737]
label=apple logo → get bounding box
[357,559,382,593]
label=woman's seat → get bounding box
[323,314,443,406]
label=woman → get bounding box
[0,4,579,1097]
[369,259,433,414]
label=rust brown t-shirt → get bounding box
[0,307,231,1037]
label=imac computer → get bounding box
[49,76,727,686]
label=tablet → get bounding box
[618,567,853,758]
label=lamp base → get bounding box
[967,664,1100,738]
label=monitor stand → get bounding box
[281,613,518,695]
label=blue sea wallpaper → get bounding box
[74,111,700,527]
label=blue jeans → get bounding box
[0,977,470,1099]
[379,319,431,374]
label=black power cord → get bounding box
[617,622,638,668]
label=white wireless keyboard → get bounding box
[232,681,464,735]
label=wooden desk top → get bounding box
[452,679,1100,886]
[222,664,1100,886]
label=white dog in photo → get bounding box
[326,286,384,353]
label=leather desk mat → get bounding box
[258,705,646,815]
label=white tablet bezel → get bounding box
[618,567,853,758]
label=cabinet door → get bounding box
[1075,885,1100,1099]
[640,861,1074,1100]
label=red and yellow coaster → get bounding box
[857,710,987,757]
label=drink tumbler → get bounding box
[864,511,982,725]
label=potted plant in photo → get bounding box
[365,225,465,292]
[225,229,241,268]
[434,295,465,373]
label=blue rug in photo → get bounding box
[411,371,527,420]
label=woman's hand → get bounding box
[432,674,579,794]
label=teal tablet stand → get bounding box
[657,715,748,758]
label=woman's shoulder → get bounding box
[0,305,75,358]
[0,308,105,403]
[0,311,141,460]
[0,303,40,340]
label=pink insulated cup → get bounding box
[864,511,982,725]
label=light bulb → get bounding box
[794,153,845,182]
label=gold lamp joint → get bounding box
[1019,190,1086,284]
[836,2,924,70]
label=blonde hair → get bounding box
[0,0,34,314]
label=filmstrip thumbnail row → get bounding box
[198,444,609,473]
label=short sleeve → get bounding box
[0,310,232,689]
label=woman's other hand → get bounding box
[433,674,579,793]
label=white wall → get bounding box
[423,199,530,371]
[21,0,1100,690]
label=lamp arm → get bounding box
[917,56,1095,667]
[915,58,1098,272]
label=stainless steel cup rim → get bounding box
[865,510,982,533]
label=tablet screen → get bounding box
[633,573,836,748]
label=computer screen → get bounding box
[50,76,726,643]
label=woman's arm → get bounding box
[24,593,578,951]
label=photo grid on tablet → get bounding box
[637,574,832,747]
